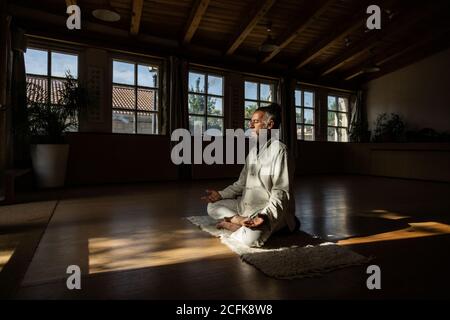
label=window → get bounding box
[112,59,159,134]
[327,95,349,142]
[244,80,276,130]
[295,89,315,140]
[25,48,79,130]
[188,71,224,135]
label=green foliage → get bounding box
[372,113,405,142]
[27,72,88,143]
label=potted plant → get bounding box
[27,72,87,188]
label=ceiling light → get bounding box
[92,1,121,22]
[259,22,279,53]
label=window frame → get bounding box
[243,77,278,129]
[188,69,225,135]
[111,56,162,135]
[295,87,316,141]
[327,93,351,142]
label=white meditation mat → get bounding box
[186,215,371,279]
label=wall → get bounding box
[365,47,450,132]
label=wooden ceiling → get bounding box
[7,0,450,88]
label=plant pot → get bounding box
[30,144,70,188]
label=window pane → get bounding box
[206,117,223,135]
[113,110,135,133]
[328,127,337,142]
[244,120,251,131]
[138,65,158,87]
[338,112,348,127]
[244,81,257,100]
[137,88,157,111]
[189,115,205,134]
[26,75,48,103]
[328,112,337,126]
[51,78,67,104]
[188,94,205,114]
[51,52,78,78]
[245,100,258,119]
[207,75,223,96]
[328,96,337,110]
[304,91,313,108]
[338,97,348,112]
[260,83,273,101]
[137,112,157,134]
[25,48,48,76]
[304,125,314,141]
[296,108,302,123]
[113,61,135,85]
[189,72,205,93]
[295,90,302,106]
[207,97,223,116]
[338,128,348,142]
[304,109,314,125]
[113,85,135,109]
[296,124,302,140]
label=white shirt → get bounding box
[218,138,297,232]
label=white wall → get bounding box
[365,47,450,132]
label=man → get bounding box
[201,103,299,247]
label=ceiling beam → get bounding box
[320,2,434,76]
[130,0,144,35]
[261,0,334,63]
[182,0,210,45]
[225,0,276,55]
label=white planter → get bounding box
[30,144,70,188]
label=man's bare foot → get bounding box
[229,215,247,225]
[216,220,241,232]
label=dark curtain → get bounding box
[166,56,190,179]
[277,76,298,158]
[349,90,369,142]
[10,27,30,168]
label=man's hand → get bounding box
[243,214,266,229]
[200,189,223,203]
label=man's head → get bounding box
[249,103,282,136]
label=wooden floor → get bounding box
[1,175,450,299]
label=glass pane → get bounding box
[51,52,78,78]
[113,85,135,110]
[338,112,348,127]
[207,75,223,96]
[51,78,67,105]
[295,90,302,106]
[304,91,313,108]
[296,108,302,123]
[26,75,48,103]
[338,97,348,112]
[328,112,337,126]
[328,96,337,110]
[304,109,314,125]
[244,81,257,100]
[137,88,157,111]
[296,124,302,140]
[137,112,156,134]
[113,61,135,85]
[207,97,223,116]
[25,48,48,76]
[113,110,135,133]
[304,125,314,141]
[338,128,348,142]
[244,120,251,131]
[188,94,205,114]
[189,72,205,93]
[327,127,337,142]
[138,65,158,87]
[245,100,258,119]
[189,115,205,134]
[206,117,223,135]
[260,83,273,101]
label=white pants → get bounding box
[207,199,271,248]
